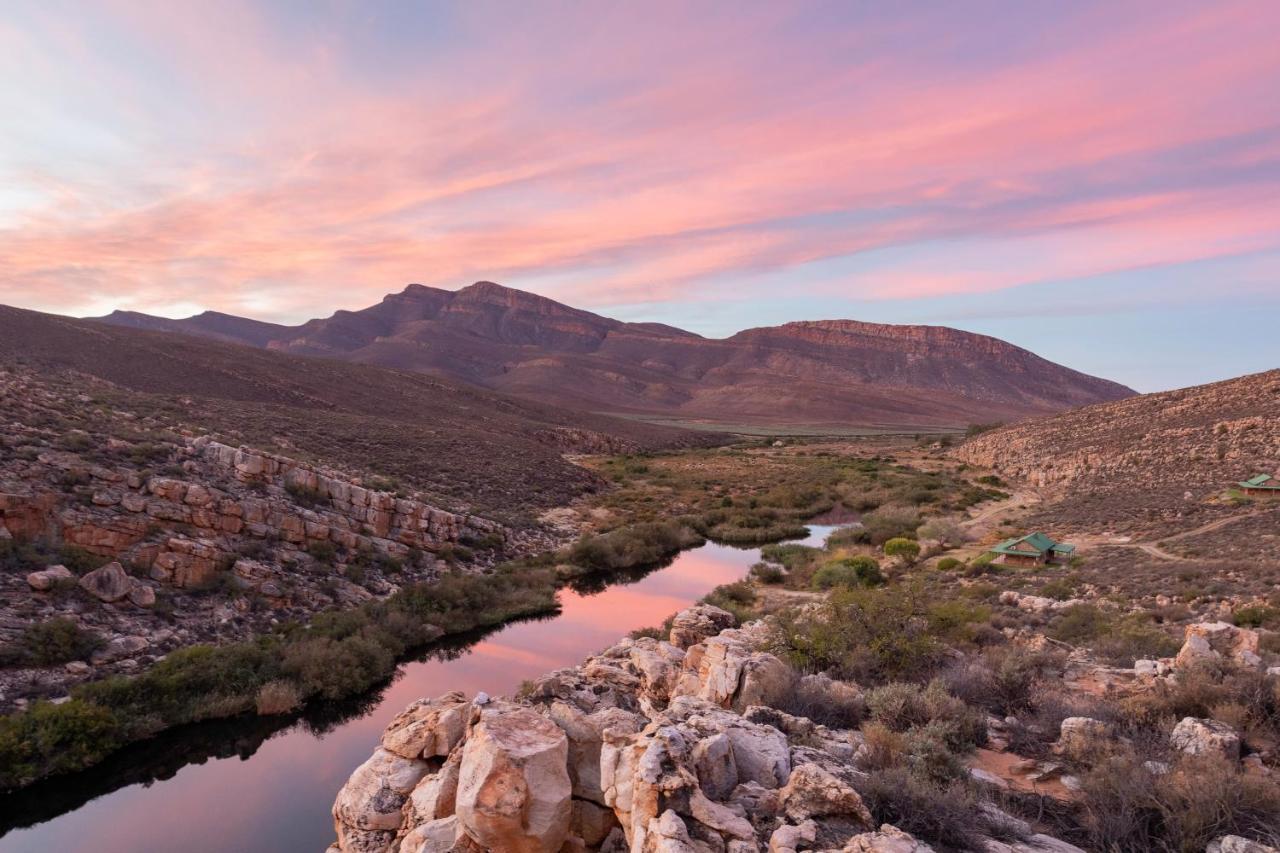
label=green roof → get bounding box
[990,531,1074,557]
[1240,474,1280,489]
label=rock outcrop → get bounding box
[1174,622,1262,670]
[328,606,889,853]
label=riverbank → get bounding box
[0,532,804,852]
[0,439,989,793]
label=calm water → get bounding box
[0,527,838,853]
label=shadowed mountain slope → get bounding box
[95,281,1134,428]
[0,305,721,517]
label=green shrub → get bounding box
[759,543,818,570]
[884,538,921,562]
[6,618,104,667]
[926,600,992,645]
[1233,606,1279,629]
[749,562,786,584]
[770,585,945,682]
[567,521,702,571]
[812,556,884,590]
[0,699,122,787]
[861,506,920,544]
[935,557,961,572]
[702,582,757,625]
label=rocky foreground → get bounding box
[329,604,1278,853]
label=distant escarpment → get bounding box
[96,281,1134,428]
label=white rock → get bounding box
[1170,717,1241,761]
[455,703,572,853]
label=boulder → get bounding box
[778,762,872,825]
[643,810,699,853]
[398,816,467,853]
[78,562,131,602]
[455,703,572,853]
[127,581,156,608]
[1054,717,1112,761]
[668,605,737,650]
[768,820,817,853]
[1170,717,1241,761]
[26,564,73,591]
[1175,622,1261,669]
[842,824,936,852]
[382,692,471,760]
[333,748,431,834]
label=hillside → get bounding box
[0,305,720,517]
[95,281,1134,428]
[957,368,1280,535]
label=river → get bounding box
[0,526,839,853]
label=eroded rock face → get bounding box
[455,703,572,853]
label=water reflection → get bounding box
[0,530,836,853]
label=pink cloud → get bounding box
[1,1,1278,320]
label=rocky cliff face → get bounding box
[0,365,513,710]
[95,282,1134,428]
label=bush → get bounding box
[1073,754,1280,852]
[3,618,104,667]
[749,562,786,584]
[812,556,883,590]
[768,674,865,729]
[0,699,122,787]
[861,505,920,545]
[759,543,818,570]
[917,517,968,547]
[567,522,703,571]
[255,680,302,715]
[770,585,946,682]
[884,538,921,562]
[702,582,757,625]
[865,680,986,752]
[858,766,1005,851]
[1049,604,1180,666]
[284,481,329,508]
[1233,606,1279,629]
[935,557,961,572]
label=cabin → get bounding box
[989,532,1076,567]
[1239,474,1280,497]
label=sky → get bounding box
[1,1,1278,392]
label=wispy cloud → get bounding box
[0,0,1277,365]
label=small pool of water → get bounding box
[0,526,843,853]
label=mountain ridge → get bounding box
[91,280,1135,427]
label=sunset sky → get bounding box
[2,1,1278,391]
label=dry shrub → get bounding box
[768,674,866,729]
[1073,754,1280,852]
[255,680,302,715]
